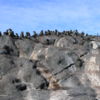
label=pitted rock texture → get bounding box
[0,33,100,100]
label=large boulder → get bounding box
[83,41,100,99]
[15,38,35,58]
[30,46,85,89]
[54,37,76,49]
[38,36,56,45]
[17,59,49,90]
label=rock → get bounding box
[54,37,76,49]
[83,47,100,99]
[0,36,19,56]
[0,33,100,100]
[30,43,45,60]
[90,41,100,49]
[17,59,49,90]
[38,36,56,45]
[0,55,16,76]
[15,38,35,58]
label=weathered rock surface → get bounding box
[0,34,100,100]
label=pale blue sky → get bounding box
[0,0,100,35]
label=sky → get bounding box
[0,0,100,35]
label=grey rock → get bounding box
[15,38,35,58]
[0,36,19,56]
[0,34,100,100]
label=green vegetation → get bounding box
[0,28,99,39]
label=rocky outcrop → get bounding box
[0,33,100,100]
[83,41,100,99]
